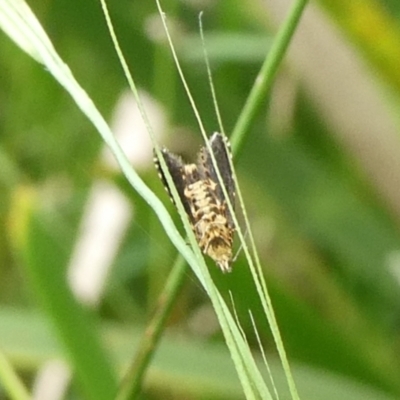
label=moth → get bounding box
[154,132,235,272]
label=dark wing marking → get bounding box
[199,132,235,215]
[154,149,192,217]
[209,132,235,206]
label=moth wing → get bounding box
[154,149,193,218]
[199,132,235,209]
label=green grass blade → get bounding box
[0,0,200,278]
[20,208,117,400]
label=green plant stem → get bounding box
[231,0,309,155]
[116,256,187,400]
[0,350,30,400]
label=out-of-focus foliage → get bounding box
[2,0,400,399]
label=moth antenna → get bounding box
[198,12,225,136]
[155,0,208,143]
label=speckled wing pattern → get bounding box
[154,132,235,272]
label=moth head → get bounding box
[207,237,232,273]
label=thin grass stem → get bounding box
[116,256,187,400]
[231,0,309,155]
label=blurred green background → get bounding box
[2,0,400,399]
